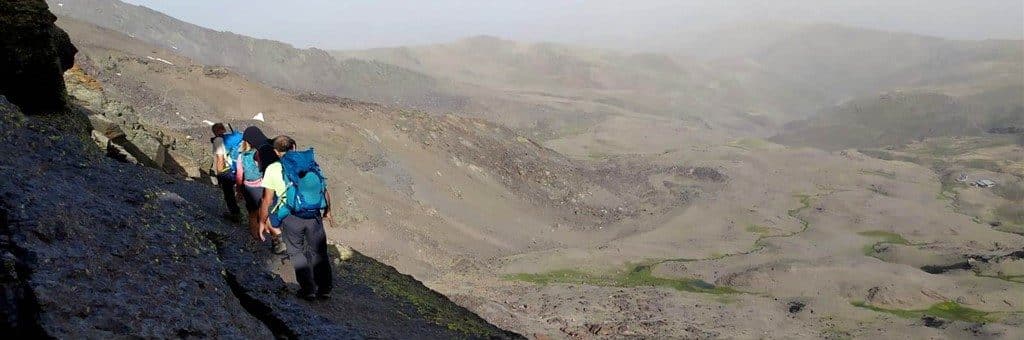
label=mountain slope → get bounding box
[687,22,1023,102]
[338,35,826,132]
[1,2,519,337]
[47,0,466,111]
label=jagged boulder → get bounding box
[86,113,125,140]
[125,131,169,168]
[0,0,77,114]
[64,65,197,174]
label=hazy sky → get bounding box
[121,0,1023,50]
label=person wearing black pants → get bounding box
[279,214,332,298]
[210,123,241,221]
[217,172,241,219]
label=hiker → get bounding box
[211,123,243,221]
[234,126,286,254]
[258,135,334,300]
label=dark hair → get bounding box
[212,123,226,135]
[272,135,296,152]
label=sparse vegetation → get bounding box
[994,181,1024,202]
[333,247,511,337]
[859,169,896,179]
[858,230,912,258]
[962,158,1002,171]
[995,204,1024,225]
[587,150,611,160]
[788,194,812,230]
[858,231,910,245]
[727,138,770,150]
[745,224,770,235]
[850,301,999,323]
[510,194,817,296]
[937,173,966,201]
[507,263,738,295]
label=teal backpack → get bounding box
[270,149,328,225]
[221,131,244,175]
[239,149,262,182]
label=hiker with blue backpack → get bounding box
[210,123,243,222]
[257,135,334,300]
[234,126,287,254]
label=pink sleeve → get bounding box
[235,154,244,185]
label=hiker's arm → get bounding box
[323,190,332,219]
[235,155,244,185]
[214,155,225,175]
[256,188,275,241]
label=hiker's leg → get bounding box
[307,217,333,294]
[217,174,240,216]
[281,215,315,294]
[242,185,262,229]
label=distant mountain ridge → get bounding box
[50,0,1023,142]
[684,22,1023,101]
[46,0,465,111]
[771,88,1024,150]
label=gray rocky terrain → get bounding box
[4,0,1022,338]
[0,1,521,338]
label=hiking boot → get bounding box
[296,290,316,301]
[271,235,287,255]
[222,212,242,223]
[316,291,331,300]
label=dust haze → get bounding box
[42,0,1024,338]
[120,0,1024,50]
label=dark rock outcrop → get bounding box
[0,3,520,337]
[0,97,281,337]
[0,0,77,114]
[0,94,519,338]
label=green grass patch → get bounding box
[851,301,997,323]
[962,158,1002,172]
[992,223,1024,236]
[859,169,897,179]
[787,194,812,230]
[976,273,1024,284]
[995,204,1024,225]
[858,230,912,257]
[587,151,611,160]
[918,137,1012,158]
[727,138,770,150]
[510,195,816,296]
[995,181,1024,202]
[937,178,963,201]
[858,231,910,245]
[507,263,738,295]
[745,224,770,235]
[332,247,511,337]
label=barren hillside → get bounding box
[25,0,1024,338]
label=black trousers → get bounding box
[217,173,241,216]
[280,214,333,294]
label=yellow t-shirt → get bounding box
[261,162,286,198]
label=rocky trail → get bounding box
[0,97,518,338]
[0,1,520,338]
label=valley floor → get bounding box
[430,114,1024,338]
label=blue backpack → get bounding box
[239,149,262,182]
[221,131,244,174]
[270,149,327,224]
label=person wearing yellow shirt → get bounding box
[257,135,333,300]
